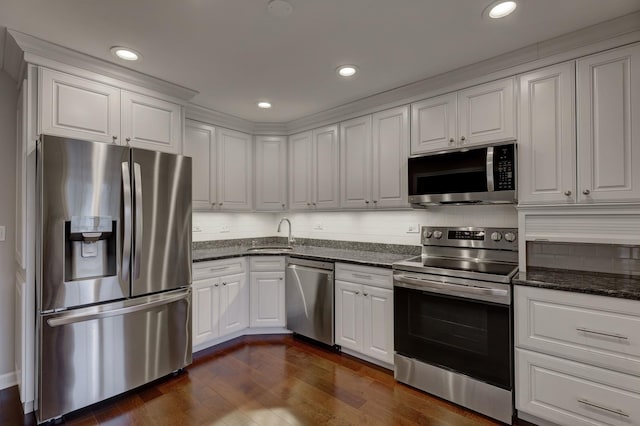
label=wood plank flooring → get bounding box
[1,335,528,425]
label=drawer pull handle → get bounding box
[209,266,229,271]
[577,399,629,417]
[576,327,628,340]
[353,273,372,279]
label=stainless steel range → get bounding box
[393,226,518,424]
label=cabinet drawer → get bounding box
[515,286,640,375]
[516,348,640,426]
[335,263,392,289]
[193,258,246,280]
[250,256,286,272]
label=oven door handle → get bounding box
[394,274,509,299]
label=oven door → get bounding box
[394,279,511,389]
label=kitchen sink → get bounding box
[246,246,294,253]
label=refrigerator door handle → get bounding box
[133,162,143,280]
[121,162,132,282]
[46,288,190,327]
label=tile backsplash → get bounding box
[527,241,640,276]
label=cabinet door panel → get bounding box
[40,68,120,144]
[313,125,340,209]
[577,44,640,203]
[219,273,248,335]
[217,129,253,210]
[121,91,182,153]
[411,93,457,154]
[184,120,216,210]
[250,271,285,327]
[372,106,410,208]
[255,136,287,211]
[518,63,576,204]
[362,286,393,364]
[458,77,516,147]
[335,280,362,352]
[288,132,313,209]
[193,278,219,346]
[340,116,372,209]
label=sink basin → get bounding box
[246,246,294,253]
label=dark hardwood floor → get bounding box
[1,335,529,425]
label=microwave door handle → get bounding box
[486,146,495,192]
[121,162,132,282]
[133,162,143,280]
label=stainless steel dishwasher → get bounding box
[286,258,334,346]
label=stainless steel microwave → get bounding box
[408,143,516,206]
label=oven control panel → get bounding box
[422,226,518,250]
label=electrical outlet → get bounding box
[220,224,230,233]
[313,223,324,230]
[0,226,4,241]
[193,225,202,232]
[407,224,420,234]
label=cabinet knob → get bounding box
[219,202,223,206]
[222,282,227,286]
[460,136,466,142]
[306,203,311,206]
[373,200,377,204]
[126,137,131,145]
[582,189,591,195]
[282,203,285,208]
[564,190,572,196]
[112,135,118,143]
[214,284,219,287]
[449,138,455,144]
[355,291,360,295]
[312,202,316,206]
[363,293,368,297]
[365,200,369,204]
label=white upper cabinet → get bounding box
[121,91,182,154]
[255,136,287,211]
[371,106,410,208]
[518,62,576,204]
[313,125,340,209]
[40,68,120,144]
[340,115,372,209]
[217,128,253,211]
[411,77,516,154]
[184,120,216,210]
[289,125,339,210]
[39,67,183,153]
[577,43,640,203]
[341,106,409,209]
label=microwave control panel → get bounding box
[494,144,515,191]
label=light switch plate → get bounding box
[0,226,5,241]
[193,225,202,232]
[407,224,420,233]
[220,224,230,233]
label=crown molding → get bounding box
[252,122,288,136]
[2,28,27,85]
[186,103,255,134]
[284,11,640,135]
[5,29,198,101]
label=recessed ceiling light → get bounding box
[337,65,358,78]
[267,0,293,17]
[485,1,517,19]
[110,46,141,61]
[257,101,272,109]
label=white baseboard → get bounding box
[0,371,17,390]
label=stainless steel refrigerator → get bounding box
[36,135,192,423]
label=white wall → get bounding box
[0,70,18,385]
[193,206,517,246]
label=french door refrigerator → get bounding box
[36,135,192,423]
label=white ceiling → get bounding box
[1,0,640,122]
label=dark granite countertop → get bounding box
[193,245,414,268]
[514,267,640,301]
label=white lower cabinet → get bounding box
[249,256,286,328]
[515,286,640,425]
[192,258,249,349]
[335,263,394,365]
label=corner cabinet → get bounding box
[249,256,286,328]
[340,106,409,209]
[518,43,640,205]
[39,67,183,153]
[184,120,217,210]
[411,77,515,154]
[255,136,287,211]
[334,263,394,366]
[288,125,339,210]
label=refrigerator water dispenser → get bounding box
[65,216,116,281]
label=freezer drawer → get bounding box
[37,288,192,423]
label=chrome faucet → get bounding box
[277,218,294,246]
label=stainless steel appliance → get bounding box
[408,142,516,206]
[36,136,192,423]
[285,258,334,345]
[393,226,518,424]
